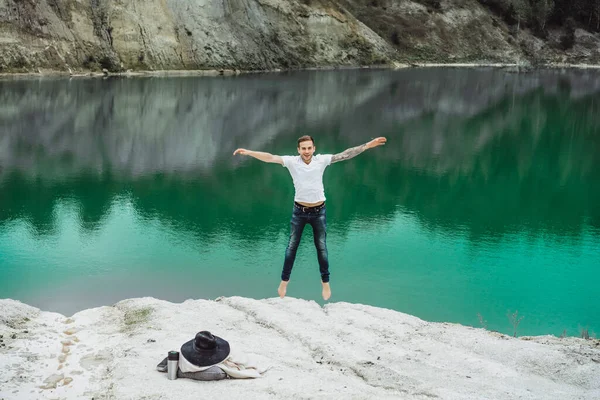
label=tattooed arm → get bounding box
[330,137,387,164]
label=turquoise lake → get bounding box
[0,68,599,337]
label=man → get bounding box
[233,135,387,300]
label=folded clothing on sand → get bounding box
[156,350,269,380]
[179,350,269,379]
[156,357,228,381]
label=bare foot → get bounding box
[322,282,331,301]
[278,281,289,298]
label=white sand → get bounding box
[1,296,599,400]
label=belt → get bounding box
[294,202,325,213]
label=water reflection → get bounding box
[1,68,599,242]
[2,69,600,334]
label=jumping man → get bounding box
[233,135,387,300]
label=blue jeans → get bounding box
[281,204,329,283]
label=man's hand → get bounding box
[367,137,387,149]
[233,149,283,164]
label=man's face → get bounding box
[297,140,315,162]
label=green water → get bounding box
[1,68,599,337]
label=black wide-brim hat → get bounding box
[180,331,230,367]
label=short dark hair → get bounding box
[297,135,314,147]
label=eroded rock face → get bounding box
[0,0,600,72]
[0,0,599,72]
[0,0,397,72]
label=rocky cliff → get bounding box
[1,297,599,399]
[1,0,599,73]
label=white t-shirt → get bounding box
[281,154,333,203]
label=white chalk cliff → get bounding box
[1,296,599,399]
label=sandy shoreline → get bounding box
[1,296,599,400]
[1,62,599,79]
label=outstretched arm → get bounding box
[331,137,387,164]
[233,148,283,165]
